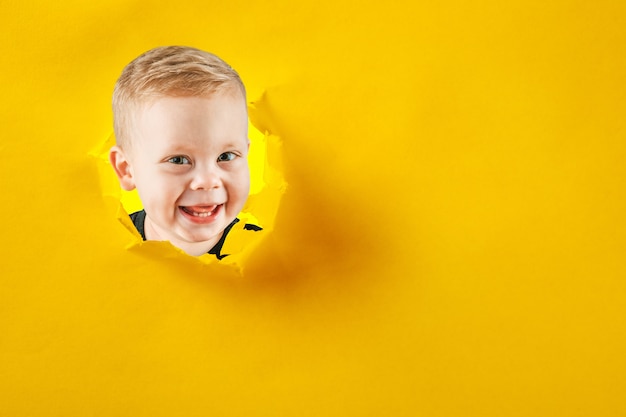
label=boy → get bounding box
[109,46,258,257]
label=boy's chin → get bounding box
[169,231,224,256]
[178,218,233,244]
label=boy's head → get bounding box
[109,46,250,256]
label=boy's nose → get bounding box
[189,166,221,190]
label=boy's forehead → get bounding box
[137,90,247,115]
[127,92,248,149]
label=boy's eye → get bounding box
[168,156,190,165]
[217,152,236,162]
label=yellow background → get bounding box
[1,1,625,415]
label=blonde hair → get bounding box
[113,46,246,148]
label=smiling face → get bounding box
[110,92,250,256]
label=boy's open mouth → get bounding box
[179,204,222,218]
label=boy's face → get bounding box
[113,92,250,255]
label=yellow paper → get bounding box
[1,1,625,416]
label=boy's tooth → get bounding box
[183,204,220,217]
[189,205,217,213]
[190,208,217,217]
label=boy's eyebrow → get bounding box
[161,139,248,153]
[222,141,248,149]
[161,143,195,153]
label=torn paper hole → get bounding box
[91,110,286,271]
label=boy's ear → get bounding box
[109,146,136,191]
